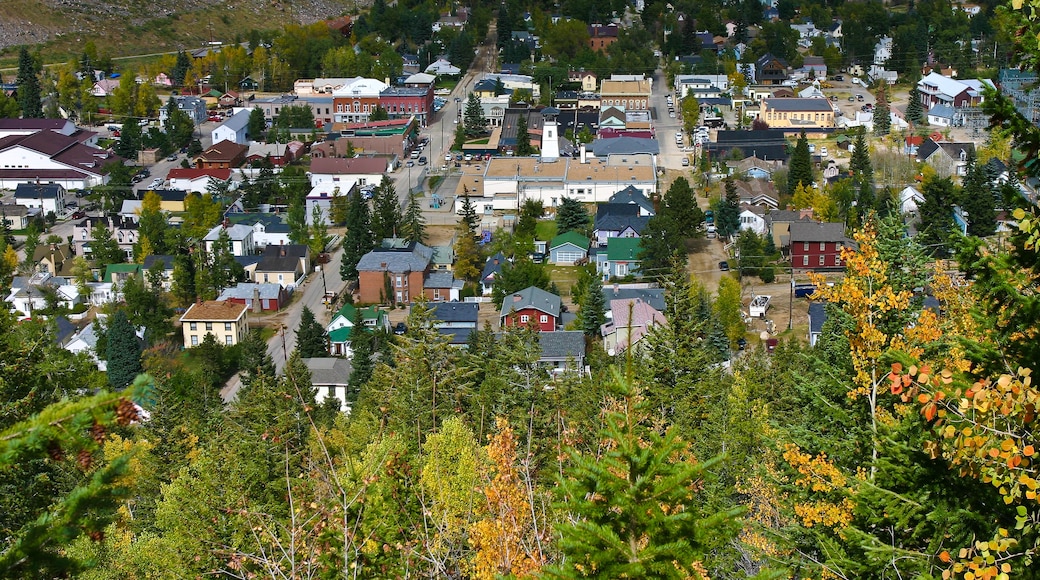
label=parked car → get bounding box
[166,154,177,161]
[719,260,730,271]
[71,211,85,220]
[834,75,844,81]
[820,146,828,157]
[148,178,163,189]
[393,322,407,335]
[418,156,427,165]
[681,157,690,166]
[207,115,222,122]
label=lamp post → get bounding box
[279,323,287,363]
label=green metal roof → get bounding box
[549,230,590,250]
[102,263,142,283]
[328,327,352,343]
[605,237,642,261]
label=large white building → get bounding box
[0,130,117,190]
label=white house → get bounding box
[211,110,251,145]
[307,180,358,225]
[738,206,768,235]
[0,131,117,190]
[308,157,388,189]
[203,223,256,256]
[167,168,234,194]
[425,59,461,76]
[927,104,956,127]
[14,183,67,215]
[899,186,925,215]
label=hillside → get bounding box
[0,0,359,65]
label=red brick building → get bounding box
[355,241,433,304]
[197,140,248,169]
[789,222,849,271]
[499,286,562,332]
[588,23,619,52]
[379,86,435,126]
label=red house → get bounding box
[499,286,562,332]
[379,86,434,126]
[789,222,850,271]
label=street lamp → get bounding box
[279,323,287,363]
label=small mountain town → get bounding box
[1,0,1039,577]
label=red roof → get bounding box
[905,136,924,146]
[168,168,232,181]
[309,156,387,175]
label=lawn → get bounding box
[543,264,583,297]
[535,220,557,241]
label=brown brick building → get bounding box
[356,240,433,304]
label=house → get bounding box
[759,98,835,129]
[739,205,768,235]
[103,263,142,286]
[217,282,289,312]
[899,186,925,215]
[219,91,242,108]
[308,157,388,189]
[303,357,353,411]
[431,302,480,345]
[597,237,642,279]
[14,183,67,215]
[231,214,292,247]
[731,178,780,209]
[179,300,249,348]
[326,303,390,356]
[548,231,590,265]
[808,301,827,347]
[6,272,80,315]
[926,104,956,127]
[916,72,992,109]
[801,56,827,79]
[609,186,655,216]
[379,85,434,125]
[211,110,251,145]
[536,331,586,375]
[306,181,358,226]
[0,118,78,139]
[72,215,138,261]
[142,255,176,291]
[588,23,619,52]
[64,321,106,371]
[601,284,666,312]
[500,286,562,332]
[356,240,433,304]
[160,96,207,127]
[423,271,464,302]
[569,69,598,93]
[0,204,31,230]
[197,140,248,169]
[203,222,256,256]
[764,208,816,249]
[255,244,310,288]
[425,59,461,76]
[481,252,506,295]
[707,131,790,164]
[756,53,790,85]
[245,142,294,167]
[600,298,667,354]
[91,78,120,97]
[790,221,849,270]
[166,170,233,194]
[32,243,75,276]
[593,203,649,247]
[917,138,975,177]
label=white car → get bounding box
[820,146,828,157]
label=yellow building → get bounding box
[180,300,249,348]
[599,79,653,110]
[759,98,835,129]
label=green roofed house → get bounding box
[595,237,642,279]
[548,231,590,265]
[326,303,391,357]
[103,263,142,285]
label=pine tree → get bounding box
[296,306,329,358]
[638,213,682,279]
[787,131,813,192]
[715,176,741,238]
[662,176,703,236]
[247,107,266,140]
[515,114,534,156]
[340,192,373,281]
[544,370,741,579]
[555,197,589,235]
[464,92,488,136]
[239,329,276,392]
[15,47,42,118]
[114,116,142,159]
[107,310,142,389]
[579,270,606,337]
[347,307,373,397]
[850,129,873,185]
[905,82,926,126]
[459,190,480,239]
[371,176,403,241]
[917,175,958,253]
[873,85,891,136]
[959,153,997,237]
[402,193,427,245]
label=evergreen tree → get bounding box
[247,107,266,140]
[555,197,589,235]
[114,116,142,159]
[453,217,483,282]
[850,128,873,184]
[905,82,926,126]
[545,370,740,578]
[347,307,373,397]
[458,190,480,239]
[515,114,534,156]
[171,51,191,86]
[106,310,142,389]
[960,153,997,237]
[579,270,605,337]
[402,193,427,245]
[516,198,542,239]
[662,176,703,236]
[917,176,958,253]
[371,176,403,241]
[464,93,488,136]
[715,177,741,238]
[295,306,328,358]
[15,47,42,118]
[170,254,196,307]
[638,213,683,279]
[340,192,374,281]
[239,329,276,391]
[787,131,813,192]
[286,193,308,245]
[873,88,891,137]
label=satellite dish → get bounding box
[607,349,616,357]
[759,331,770,340]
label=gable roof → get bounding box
[255,255,302,273]
[549,230,590,250]
[789,221,848,243]
[180,299,248,322]
[167,168,232,181]
[605,237,642,260]
[432,302,479,323]
[102,263,141,283]
[609,186,653,213]
[218,282,285,301]
[15,183,64,199]
[357,242,434,273]
[482,252,506,281]
[204,223,254,242]
[309,156,388,175]
[538,330,586,361]
[501,286,561,318]
[588,137,660,156]
[601,285,665,311]
[200,140,248,162]
[219,110,251,132]
[143,254,176,270]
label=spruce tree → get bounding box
[114,116,142,159]
[340,192,373,281]
[247,107,266,140]
[555,197,589,235]
[239,329,276,391]
[787,131,813,192]
[15,47,42,118]
[715,176,741,238]
[106,310,142,389]
[371,176,403,241]
[960,153,997,237]
[515,114,534,156]
[873,85,891,136]
[459,190,480,239]
[662,176,703,236]
[545,370,741,578]
[905,82,926,126]
[579,271,606,338]
[638,213,682,279]
[917,176,958,254]
[347,307,373,397]
[403,193,427,245]
[850,129,873,185]
[295,306,329,358]
[464,92,488,136]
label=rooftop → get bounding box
[180,300,248,322]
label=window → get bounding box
[803,242,809,251]
[819,255,825,266]
[396,276,402,288]
[820,242,826,251]
[225,335,233,345]
[191,335,198,346]
[520,315,529,323]
[225,322,232,331]
[205,322,213,331]
[540,315,548,324]
[189,322,197,331]
[803,255,809,266]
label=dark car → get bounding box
[704,210,715,224]
[719,260,730,271]
[834,75,844,81]
[737,338,748,350]
[393,322,407,335]
[418,156,427,165]
[71,211,85,220]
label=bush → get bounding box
[70,303,89,314]
[760,266,776,283]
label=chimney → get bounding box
[252,287,262,314]
[222,217,229,229]
[280,246,287,257]
[799,208,814,220]
[613,283,619,296]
